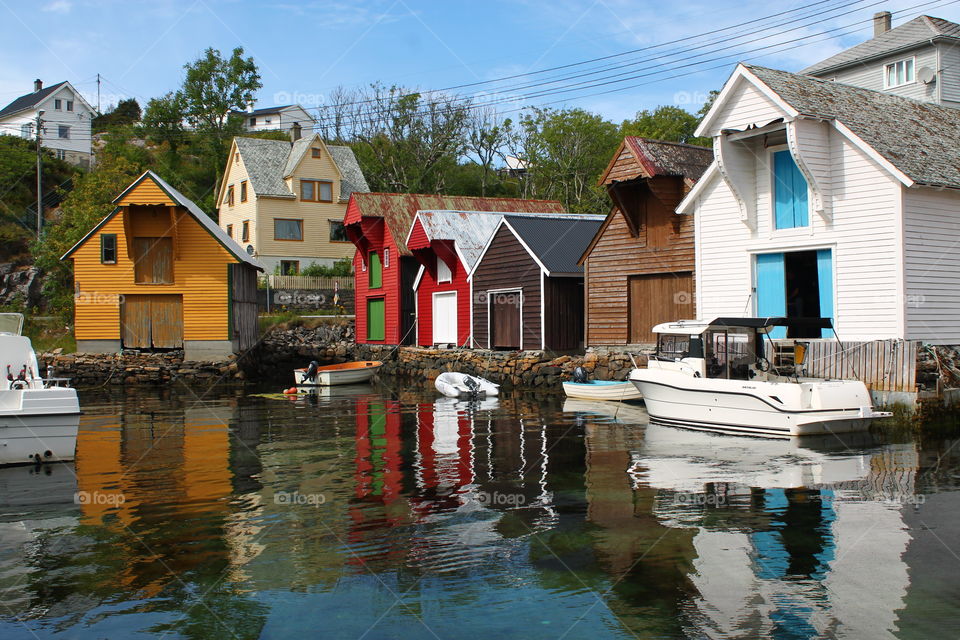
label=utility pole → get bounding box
[96,73,100,113]
[35,110,44,240]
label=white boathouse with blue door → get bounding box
[678,63,960,344]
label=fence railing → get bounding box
[259,274,354,290]
[771,339,918,392]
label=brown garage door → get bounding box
[491,290,521,349]
[121,294,184,349]
[628,272,693,343]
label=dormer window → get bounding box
[66,100,73,111]
[54,99,62,110]
[311,148,321,158]
[884,58,915,88]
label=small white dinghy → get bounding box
[435,372,499,398]
[563,380,643,401]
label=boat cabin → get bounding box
[649,317,832,381]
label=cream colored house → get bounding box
[217,132,368,273]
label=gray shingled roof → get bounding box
[746,64,960,189]
[503,215,604,275]
[234,136,368,200]
[802,15,960,75]
[626,137,714,181]
[0,81,68,118]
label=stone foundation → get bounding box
[40,350,245,388]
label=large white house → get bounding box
[235,104,316,134]
[804,12,960,109]
[0,79,95,166]
[678,63,960,344]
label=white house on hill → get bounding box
[0,79,95,166]
[678,63,960,344]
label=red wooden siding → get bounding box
[415,254,471,346]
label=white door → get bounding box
[433,291,458,344]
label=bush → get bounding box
[299,258,353,277]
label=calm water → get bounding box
[1,384,959,639]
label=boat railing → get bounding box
[43,377,73,389]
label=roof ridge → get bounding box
[355,191,562,203]
[624,136,712,151]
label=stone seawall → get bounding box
[40,350,246,388]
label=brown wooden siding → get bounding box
[584,175,695,346]
[230,264,259,351]
[473,225,542,349]
[544,277,584,351]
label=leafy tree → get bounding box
[697,90,720,120]
[141,92,188,152]
[93,98,141,132]
[300,258,353,277]
[511,107,620,213]
[464,107,507,197]
[620,105,711,146]
[180,47,261,135]
[33,155,142,315]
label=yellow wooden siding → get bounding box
[218,148,259,248]
[72,207,237,342]
[115,180,173,206]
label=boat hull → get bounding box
[562,380,642,401]
[295,362,382,386]
[0,413,80,466]
[629,370,884,438]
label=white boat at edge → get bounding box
[628,317,892,438]
[562,379,643,401]
[0,313,80,466]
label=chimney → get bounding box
[874,11,892,37]
[290,121,302,142]
[34,79,42,92]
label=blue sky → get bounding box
[3,0,960,124]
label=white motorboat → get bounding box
[0,313,80,465]
[435,372,500,398]
[627,317,892,438]
[294,360,382,386]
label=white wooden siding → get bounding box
[829,46,939,104]
[903,185,960,343]
[709,81,786,132]
[694,118,904,340]
[937,42,960,107]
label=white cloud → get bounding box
[42,0,72,13]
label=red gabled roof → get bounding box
[344,192,565,256]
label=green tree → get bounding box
[620,105,711,146]
[510,107,620,213]
[93,98,142,132]
[141,91,188,152]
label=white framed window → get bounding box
[54,99,62,110]
[384,248,390,268]
[66,100,73,112]
[20,123,32,138]
[437,257,451,283]
[58,125,70,139]
[884,58,915,88]
[56,149,66,160]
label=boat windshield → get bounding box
[0,313,24,336]
[704,327,758,380]
[655,334,704,360]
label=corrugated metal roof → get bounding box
[745,64,960,189]
[413,210,601,272]
[802,15,960,75]
[503,215,604,275]
[0,81,68,118]
[348,193,566,256]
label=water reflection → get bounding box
[0,386,957,639]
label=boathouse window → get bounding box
[301,180,332,202]
[133,237,173,284]
[240,180,247,202]
[368,252,382,289]
[436,257,451,283]
[227,185,235,207]
[329,220,349,242]
[242,220,250,242]
[885,57,915,88]
[100,234,117,264]
[274,219,303,241]
[772,150,808,229]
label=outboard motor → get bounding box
[572,366,589,384]
[462,375,481,397]
[304,360,320,382]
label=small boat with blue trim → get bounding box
[562,379,643,401]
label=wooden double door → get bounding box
[628,272,693,343]
[490,290,521,349]
[121,294,184,349]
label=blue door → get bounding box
[773,150,809,229]
[816,249,833,338]
[756,252,786,339]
